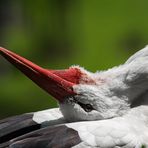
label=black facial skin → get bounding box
[77,102,94,112]
[67,97,94,112]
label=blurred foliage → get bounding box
[0,0,148,118]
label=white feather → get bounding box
[67,106,148,147]
[33,108,66,126]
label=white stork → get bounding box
[0,46,148,147]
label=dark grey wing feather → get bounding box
[3,125,81,148]
[0,114,40,146]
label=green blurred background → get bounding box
[0,0,148,119]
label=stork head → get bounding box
[0,47,129,122]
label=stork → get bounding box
[0,46,148,147]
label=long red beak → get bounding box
[0,47,81,102]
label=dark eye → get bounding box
[75,100,94,112]
[84,104,94,112]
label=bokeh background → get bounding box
[0,0,148,119]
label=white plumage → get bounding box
[67,106,148,147]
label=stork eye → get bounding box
[74,99,94,112]
[84,104,94,112]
